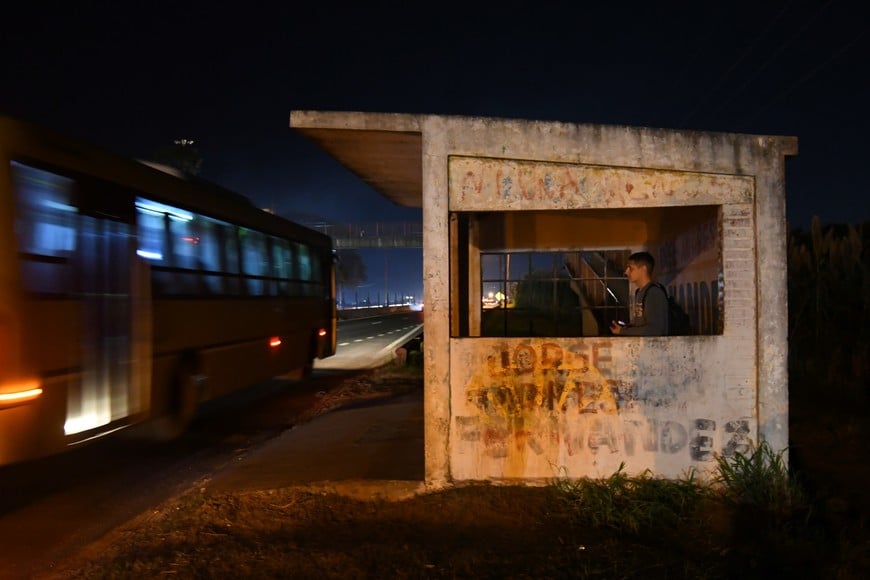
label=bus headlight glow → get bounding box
[0,381,43,407]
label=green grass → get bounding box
[713,441,808,521]
[548,441,867,578]
[552,463,709,535]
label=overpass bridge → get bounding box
[307,222,422,249]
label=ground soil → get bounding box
[33,366,870,579]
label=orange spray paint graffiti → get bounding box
[465,341,621,417]
[456,340,754,472]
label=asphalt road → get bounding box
[316,309,423,370]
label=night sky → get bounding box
[2,1,867,298]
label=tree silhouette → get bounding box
[151,138,203,176]
[336,249,367,306]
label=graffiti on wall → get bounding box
[457,341,752,463]
[464,341,621,416]
[668,280,721,335]
[659,218,719,272]
[449,156,754,210]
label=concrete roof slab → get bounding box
[290,111,423,208]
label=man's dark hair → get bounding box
[628,251,655,275]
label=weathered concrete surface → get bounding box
[451,337,752,480]
[448,156,754,210]
[290,111,797,486]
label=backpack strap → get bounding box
[641,282,668,305]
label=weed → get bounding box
[713,440,807,522]
[552,463,710,534]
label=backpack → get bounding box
[642,282,693,336]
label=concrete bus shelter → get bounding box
[290,111,798,487]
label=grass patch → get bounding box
[713,440,808,522]
[547,446,869,578]
[552,463,709,535]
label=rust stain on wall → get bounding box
[449,156,754,211]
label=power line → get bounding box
[679,1,796,128]
[709,0,839,121]
[741,27,867,129]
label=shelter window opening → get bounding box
[450,207,724,338]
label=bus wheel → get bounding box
[302,358,315,378]
[151,362,201,441]
[302,333,318,377]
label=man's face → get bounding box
[624,261,646,285]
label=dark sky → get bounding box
[2,1,867,231]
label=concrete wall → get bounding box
[420,116,796,486]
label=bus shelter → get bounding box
[290,111,797,487]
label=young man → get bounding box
[610,251,669,336]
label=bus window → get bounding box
[240,228,267,295]
[135,200,167,262]
[136,197,183,294]
[195,218,222,294]
[286,241,300,296]
[221,225,241,295]
[294,242,312,296]
[296,242,311,279]
[168,212,228,295]
[169,211,198,270]
[271,236,290,295]
[11,162,77,294]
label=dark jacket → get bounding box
[619,282,669,336]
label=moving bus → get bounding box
[0,116,336,466]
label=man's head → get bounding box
[624,251,655,285]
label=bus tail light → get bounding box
[317,328,327,337]
[269,336,282,349]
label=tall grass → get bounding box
[713,441,808,524]
[789,218,869,406]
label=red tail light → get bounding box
[269,336,282,348]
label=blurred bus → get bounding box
[0,116,336,466]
